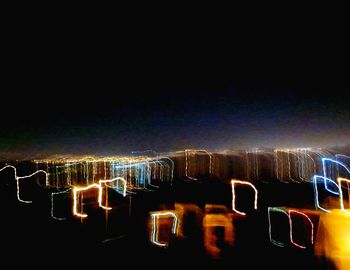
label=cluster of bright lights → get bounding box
[35,155,174,190]
[268,207,315,249]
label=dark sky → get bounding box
[1,19,349,156]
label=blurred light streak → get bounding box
[175,203,203,239]
[203,205,234,259]
[338,177,350,214]
[314,210,350,270]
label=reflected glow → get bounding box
[315,210,350,270]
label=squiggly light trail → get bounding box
[0,165,48,203]
[185,149,212,180]
[73,184,100,218]
[98,177,126,210]
[268,207,315,249]
[51,188,71,220]
[73,177,128,218]
[268,207,289,247]
[231,179,258,215]
[288,209,314,249]
[150,211,178,247]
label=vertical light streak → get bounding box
[338,177,350,214]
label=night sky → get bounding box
[1,21,349,157]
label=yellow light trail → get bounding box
[338,177,350,215]
[98,177,127,210]
[73,184,100,218]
